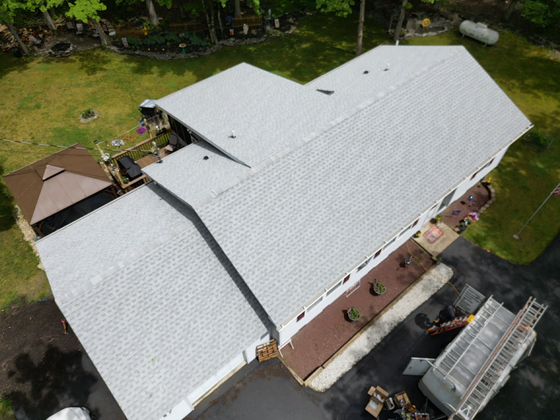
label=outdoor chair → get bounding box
[75,22,84,35]
[164,133,181,153]
[66,21,75,31]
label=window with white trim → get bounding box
[383,237,396,250]
[307,296,323,312]
[327,281,343,296]
[357,256,372,271]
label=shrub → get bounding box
[523,130,552,152]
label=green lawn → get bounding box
[0,14,391,311]
[405,31,560,263]
[0,14,559,313]
[0,398,14,420]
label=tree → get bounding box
[316,0,365,55]
[234,0,241,18]
[38,0,65,30]
[0,0,30,55]
[393,0,408,41]
[202,0,218,44]
[520,0,556,27]
[355,0,365,55]
[145,0,158,25]
[316,0,354,17]
[66,0,109,46]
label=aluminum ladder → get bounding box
[433,297,505,379]
[450,297,548,420]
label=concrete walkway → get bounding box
[308,263,453,391]
[413,221,460,257]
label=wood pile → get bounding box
[0,25,52,51]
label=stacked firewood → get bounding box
[0,25,52,51]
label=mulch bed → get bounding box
[440,183,489,232]
[0,298,124,420]
[281,240,434,380]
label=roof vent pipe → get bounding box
[232,130,236,138]
[395,40,399,46]
[385,63,390,71]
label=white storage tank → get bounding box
[459,20,499,45]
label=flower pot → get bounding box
[372,279,386,295]
[347,307,360,322]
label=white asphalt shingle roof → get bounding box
[36,184,266,420]
[155,63,339,167]
[143,141,250,209]
[306,45,462,110]
[195,46,532,326]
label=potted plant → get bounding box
[372,278,386,295]
[347,307,360,322]
[414,230,421,238]
[81,108,95,119]
[435,214,443,223]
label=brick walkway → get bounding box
[281,240,434,380]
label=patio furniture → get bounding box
[66,21,75,31]
[164,133,181,153]
[117,156,142,181]
[76,22,84,35]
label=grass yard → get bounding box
[405,31,560,263]
[0,14,391,312]
[0,399,14,420]
[0,14,559,314]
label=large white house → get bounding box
[36,45,531,420]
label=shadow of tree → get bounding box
[0,163,16,232]
[4,346,99,420]
[0,52,30,82]
[75,49,113,76]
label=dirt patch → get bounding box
[0,298,125,420]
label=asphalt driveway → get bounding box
[2,232,557,420]
[191,233,560,420]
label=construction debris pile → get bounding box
[0,24,52,52]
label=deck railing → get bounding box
[168,22,206,33]
[232,15,263,28]
[110,132,170,167]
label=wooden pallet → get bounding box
[257,340,279,362]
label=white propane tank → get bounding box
[459,20,499,46]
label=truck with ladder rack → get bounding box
[406,285,547,420]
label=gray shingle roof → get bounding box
[143,141,250,209]
[195,46,532,327]
[36,184,267,420]
[306,45,462,110]
[155,63,339,167]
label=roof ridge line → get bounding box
[192,49,466,209]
